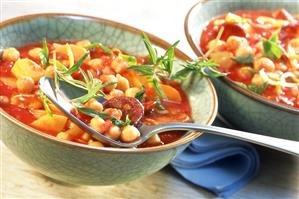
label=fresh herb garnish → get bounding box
[128,65,154,76]
[262,32,282,60]
[128,33,224,108]
[39,38,49,68]
[233,54,254,64]
[72,69,116,104]
[84,43,112,54]
[40,91,53,116]
[172,59,223,80]
[62,52,89,75]
[135,85,146,101]
[120,54,137,66]
[236,81,268,94]
[155,97,165,110]
[78,107,131,127]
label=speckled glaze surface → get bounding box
[0,14,217,185]
[185,0,299,141]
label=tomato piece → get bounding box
[280,22,299,44]
[220,23,246,41]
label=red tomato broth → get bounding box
[200,9,299,108]
[0,41,193,148]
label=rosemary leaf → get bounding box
[39,38,49,68]
[128,65,154,76]
[40,91,53,116]
[62,52,89,75]
[77,107,131,127]
[152,78,167,99]
[142,32,157,64]
[135,85,146,101]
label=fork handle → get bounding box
[151,123,299,156]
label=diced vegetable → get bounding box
[31,114,68,133]
[159,84,182,102]
[54,44,90,63]
[0,77,17,88]
[11,58,45,82]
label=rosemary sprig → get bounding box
[77,107,131,127]
[128,33,224,100]
[39,38,49,68]
[72,68,116,104]
[172,59,224,80]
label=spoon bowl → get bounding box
[39,77,299,156]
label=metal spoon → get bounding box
[39,77,299,156]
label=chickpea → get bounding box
[106,125,121,140]
[56,132,71,140]
[125,87,141,97]
[239,67,254,80]
[100,74,118,92]
[16,76,35,94]
[251,74,265,86]
[111,57,129,73]
[88,140,104,147]
[28,48,42,60]
[116,74,130,92]
[235,45,253,57]
[109,89,124,97]
[209,51,234,69]
[84,98,103,112]
[66,122,84,138]
[207,39,226,51]
[145,134,161,146]
[254,57,275,72]
[2,47,20,61]
[0,96,9,104]
[226,36,248,51]
[76,40,91,47]
[88,58,103,69]
[81,132,91,142]
[102,66,115,75]
[120,125,140,143]
[103,108,122,120]
[45,65,55,78]
[89,117,106,133]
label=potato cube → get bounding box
[31,114,68,133]
[11,58,45,82]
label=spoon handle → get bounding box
[151,123,299,156]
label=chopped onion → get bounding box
[259,69,281,86]
[280,72,299,88]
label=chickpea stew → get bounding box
[0,37,194,148]
[200,9,299,108]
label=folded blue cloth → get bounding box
[171,118,260,198]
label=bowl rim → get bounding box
[184,0,299,115]
[0,13,218,153]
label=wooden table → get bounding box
[1,0,299,198]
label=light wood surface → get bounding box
[1,0,299,198]
[1,144,299,199]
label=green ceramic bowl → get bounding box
[0,13,218,185]
[185,0,299,141]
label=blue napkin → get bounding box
[171,118,260,198]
